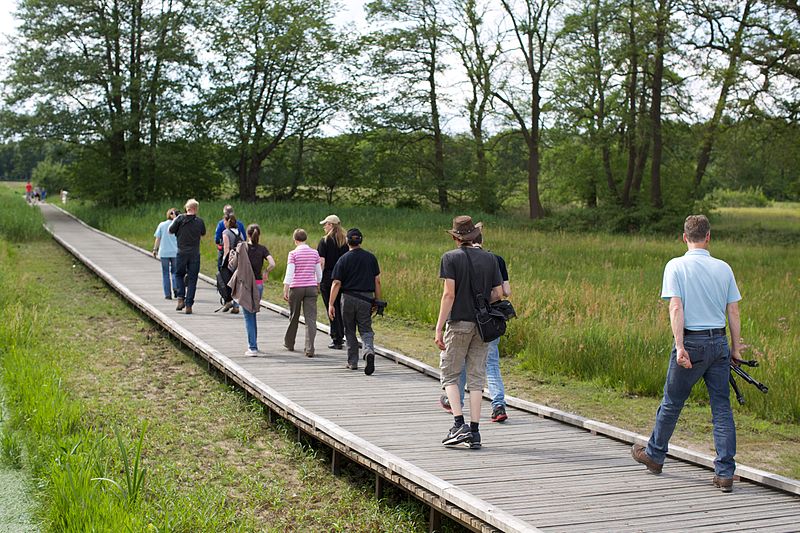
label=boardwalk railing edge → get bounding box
[46,204,800,498]
[43,206,540,533]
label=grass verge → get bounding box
[0,234,444,530]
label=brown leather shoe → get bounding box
[184,306,192,315]
[631,444,663,474]
[176,298,185,311]
[713,476,733,493]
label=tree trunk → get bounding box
[693,0,753,196]
[429,55,448,211]
[621,0,639,208]
[528,78,545,219]
[649,0,669,209]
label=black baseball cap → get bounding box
[346,228,363,245]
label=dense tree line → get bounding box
[1,0,798,219]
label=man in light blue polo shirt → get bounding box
[632,214,743,493]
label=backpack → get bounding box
[221,228,241,270]
[216,268,233,305]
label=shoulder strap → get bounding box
[461,247,488,312]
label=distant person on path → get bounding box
[435,216,502,449]
[220,215,245,313]
[440,231,511,423]
[60,190,68,204]
[283,229,322,357]
[152,207,179,299]
[632,214,743,493]
[215,205,246,270]
[328,228,382,375]
[229,224,275,356]
[25,181,32,203]
[41,188,47,202]
[169,199,206,315]
[317,214,349,350]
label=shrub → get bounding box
[705,187,771,208]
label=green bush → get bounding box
[705,187,771,208]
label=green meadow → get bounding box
[63,197,800,424]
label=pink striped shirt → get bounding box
[287,244,321,288]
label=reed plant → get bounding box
[63,199,799,422]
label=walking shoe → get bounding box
[328,342,344,349]
[631,444,663,474]
[442,423,472,446]
[345,363,358,370]
[284,344,294,352]
[305,352,314,358]
[221,301,233,312]
[712,476,733,493]
[244,349,259,357]
[365,352,375,375]
[176,298,185,311]
[468,431,481,449]
[230,307,239,314]
[491,405,508,423]
[164,295,172,300]
[439,394,452,414]
[184,306,192,315]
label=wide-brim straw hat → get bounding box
[446,215,482,241]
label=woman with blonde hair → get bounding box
[317,215,349,349]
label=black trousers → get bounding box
[320,277,344,343]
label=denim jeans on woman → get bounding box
[646,333,736,478]
[456,337,505,409]
[242,284,264,351]
[160,256,177,298]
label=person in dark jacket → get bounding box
[317,214,348,349]
[169,198,206,314]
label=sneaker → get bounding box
[442,423,472,446]
[164,295,172,300]
[365,352,375,375]
[176,298,185,311]
[221,301,233,312]
[712,476,733,493]
[328,342,344,349]
[631,444,663,474]
[305,352,314,358]
[439,394,452,414]
[184,306,192,315]
[230,307,239,314]
[491,405,508,423]
[345,363,358,370]
[468,431,481,449]
[244,349,259,357]
[284,344,294,352]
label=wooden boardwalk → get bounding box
[42,204,799,532]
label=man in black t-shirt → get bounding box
[435,216,502,449]
[169,198,206,314]
[329,228,382,376]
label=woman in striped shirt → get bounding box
[283,228,323,357]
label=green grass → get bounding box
[61,197,800,423]
[0,184,47,242]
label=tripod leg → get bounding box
[729,375,744,405]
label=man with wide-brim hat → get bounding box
[435,215,502,449]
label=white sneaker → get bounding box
[244,349,259,357]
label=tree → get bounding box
[6,0,196,205]
[495,0,564,219]
[203,0,352,202]
[366,0,451,210]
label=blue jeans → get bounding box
[160,257,177,298]
[646,334,736,478]
[457,338,506,409]
[242,285,264,350]
[175,253,201,307]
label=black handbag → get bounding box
[462,248,516,342]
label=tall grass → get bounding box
[64,199,799,422]
[0,184,48,242]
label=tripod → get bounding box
[729,359,769,405]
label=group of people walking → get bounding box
[151,201,381,375]
[154,203,744,493]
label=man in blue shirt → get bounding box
[632,215,743,493]
[215,205,246,270]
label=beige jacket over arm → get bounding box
[227,242,260,314]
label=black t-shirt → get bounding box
[169,214,206,255]
[439,246,502,322]
[494,253,509,282]
[317,236,349,278]
[247,244,271,280]
[331,248,380,292]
